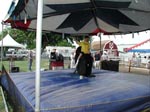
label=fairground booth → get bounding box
[91,40,119,71]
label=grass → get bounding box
[0,58,66,112]
[0,87,5,112]
[0,58,70,72]
[0,58,50,72]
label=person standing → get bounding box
[73,46,81,73]
[146,56,150,74]
[101,51,108,61]
[74,36,95,78]
[70,52,75,68]
[28,50,33,71]
[50,49,57,62]
[137,53,141,67]
[75,46,81,64]
[146,56,150,69]
[94,51,101,69]
[49,49,57,70]
[131,53,137,67]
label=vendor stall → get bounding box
[91,40,119,71]
[49,49,64,70]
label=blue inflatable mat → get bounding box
[1,69,150,112]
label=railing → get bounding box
[0,86,9,112]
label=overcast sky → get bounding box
[93,31,150,44]
[92,31,150,51]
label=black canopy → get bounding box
[6,0,150,35]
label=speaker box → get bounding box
[101,60,119,72]
[11,67,19,73]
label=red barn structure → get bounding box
[91,40,119,56]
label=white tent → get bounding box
[0,34,25,48]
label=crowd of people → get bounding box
[130,52,150,69]
[69,35,150,79]
[70,36,119,79]
[70,46,115,71]
[130,53,141,67]
[26,36,150,76]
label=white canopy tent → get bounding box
[0,34,25,48]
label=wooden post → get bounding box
[128,60,131,72]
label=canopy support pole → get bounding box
[98,33,102,70]
[99,33,102,51]
[97,33,102,51]
[35,0,43,111]
[1,21,4,70]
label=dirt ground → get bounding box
[66,59,150,76]
[119,64,150,75]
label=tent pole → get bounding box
[99,33,101,70]
[100,33,102,51]
[62,33,64,39]
[1,21,4,70]
[97,33,102,51]
[35,0,43,111]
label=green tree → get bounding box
[42,33,73,46]
[0,28,74,49]
[0,29,8,38]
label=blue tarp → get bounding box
[1,69,150,112]
[128,49,150,53]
